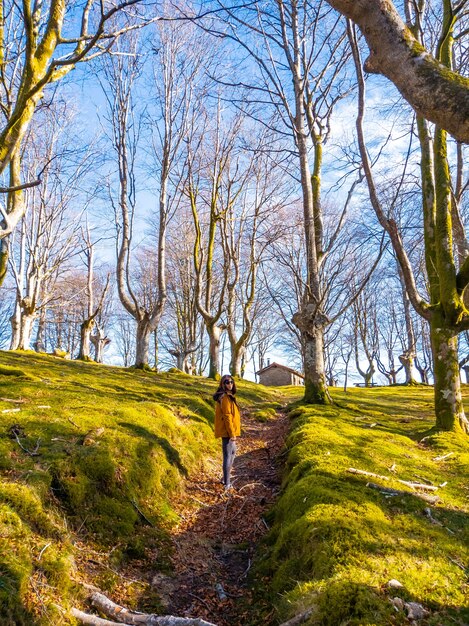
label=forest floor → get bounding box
[157,407,290,626]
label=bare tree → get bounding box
[77,225,111,361]
[0,0,152,281]
[349,5,469,432]
[8,107,88,350]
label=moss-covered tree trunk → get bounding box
[430,314,468,432]
[302,321,331,403]
[325,0,469,143]
[230,344,245,378]
[135,318,152,369]
[78,319,94,361]
[208,324,223,379]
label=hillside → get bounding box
[260,387,469,626]
[1,353,468,626]
[0,351,290,625]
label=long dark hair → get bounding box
[213,375,238,403]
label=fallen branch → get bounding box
[278,608,314,626]
[347,468,439,491]
[366,482,440,504]
[348,468,389,480]
[398,480,439,492]
[75,591,218,625]
[433,452,454,462]
[9,425,41,456]
[71,608,127,626]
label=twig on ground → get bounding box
[366,482,441,504]
[278,608,314,626]
[413,475,434,485]
[433,452,454,461]
[38,542,51,560]
[348,468,439,491]
[9,425,41,456]
[448,557,467,572]
[131,499,155,527]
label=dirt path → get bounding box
[156,408,290,626]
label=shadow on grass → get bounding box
[119,422,188,477]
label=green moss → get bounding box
[254,386,469,625]
[0,350,288,624]
[0,365,32,378]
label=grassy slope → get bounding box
[257,386,469,626]
[0,351,284,625]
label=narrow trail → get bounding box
[156,407,290,626]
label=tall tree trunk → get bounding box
[431,313,469,432]
[0,239,8,287]
[208,324,223,379]
[302,321,331,403]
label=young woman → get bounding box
[213,375,241,490]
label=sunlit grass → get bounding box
[256,385,469,626]
[0,350,285,625]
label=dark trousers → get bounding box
[222,437,237,486]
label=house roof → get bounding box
[256,361,304,378]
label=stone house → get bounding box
[256,362,304,386]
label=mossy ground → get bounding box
[0,351,284,625]
[255,385,469,626]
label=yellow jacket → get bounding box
[214,393,241,438]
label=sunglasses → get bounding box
[224,380,234,385]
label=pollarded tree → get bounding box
[77,225,111,361]
[185,107,243,378]
[215,0,357,401]
[8,106,90,351]
[349,3,469,432]
[102,16,200,368]
[223,138,287,377]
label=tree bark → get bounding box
[208,324,223,379]
[430,314,469,433]
[91,327,111,363]
[18,308,35,350]
[230,344,245,378]
[135,317,153,369]
[326,0,469,143]
[293,310,331,403]
[78,319,94,361]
